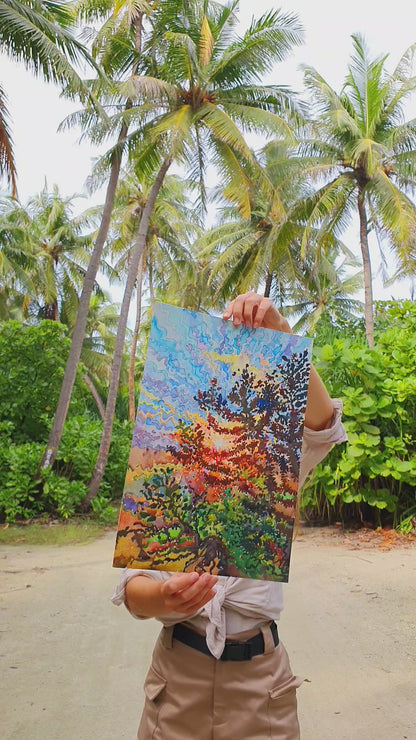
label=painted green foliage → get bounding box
[302,301,416,527]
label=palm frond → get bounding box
[199,13,214,67]
[210,9,303,87]
[0,0,99,96]
[0,84,17,197]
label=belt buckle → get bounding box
[221,640,252,662]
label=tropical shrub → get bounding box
[0,321,88,441]
[0,416,132,522]
[301,301,416,527]
[0,321,133,521]
[0,423,44,521]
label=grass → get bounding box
[0,518,117,546]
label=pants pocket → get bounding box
[267,651,303,740]
[269,673,304,700]
[137,665,167,740]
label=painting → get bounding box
[113,302,312,582]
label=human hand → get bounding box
[223,292,292,333]
[160,572,218,615]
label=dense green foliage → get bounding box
[0,320,88,439]
[0,321,131,521]
[301,302,416,529]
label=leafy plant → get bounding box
[302,301,416,526]
[0,321,88,441]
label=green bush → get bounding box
[0,321,88,441]
[0,414,132,522]
[0,424,44,521]
[40,469,88,520]
[302,301,416,526]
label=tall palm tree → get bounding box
[107,168,201,421]
[40,0,149,470]
[195,140,338,307]
[299,36,416,346]
[86,0,304,501]
[0,0,101,193]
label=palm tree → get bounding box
[107,167,201,421]
[283,246,363,335]
[0,194,35,316]
[77,291,125,420]
[195,140,331,306]
[299,36,416,346]
[40,0,148,470]
[0,0,100,193]
[0,185,98,321]
[86,0,304,501]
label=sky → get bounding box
[1,0,416,303]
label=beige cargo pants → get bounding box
[138,623,303,739]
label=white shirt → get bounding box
[112,400,347,658]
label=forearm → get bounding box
[124,571,218,618]
[304,365,334,431]
[125,576,171,618]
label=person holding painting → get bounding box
[112,292,347,740]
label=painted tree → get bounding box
[170,351,310,506]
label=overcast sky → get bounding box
[1,0,415,301]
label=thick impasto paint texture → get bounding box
[113,303,312,581]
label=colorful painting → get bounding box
[113,303,312,582]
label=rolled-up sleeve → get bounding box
[299,398,347,488]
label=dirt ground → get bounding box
[1,527,415,740]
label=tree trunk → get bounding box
[87,157,172,503]
[264,271,273,298]
[39,14,144,471]
[128,253,144,423]
[148,255,155,312]
[357,190,374,347]
[44,298,59,321]
[39,129,128,470]
[82,374,105,420]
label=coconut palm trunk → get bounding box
[39,128,129,469]
[39,13,144,471]
[357,189,374,347]
[148,256,155,311]
[82,374,105,420]
[264,271,273,298]
[128,253,144,423]
[87,156,172,502]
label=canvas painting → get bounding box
[113,303,312,582]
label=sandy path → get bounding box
[1,529,415,740]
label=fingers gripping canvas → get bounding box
[113,303,312,582]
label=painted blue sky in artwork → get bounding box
[132,303,312,450]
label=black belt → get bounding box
[172,621,279,662]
